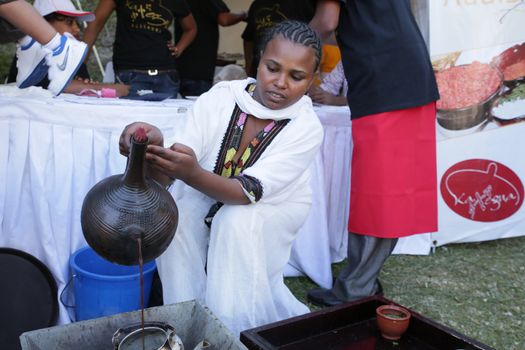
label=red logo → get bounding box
[440,159,523,222]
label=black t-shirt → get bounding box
[242,0,316,74]
[113,0,191,71]
[337,0,439,119]
[175,0,229,81]
[7,56,90,88]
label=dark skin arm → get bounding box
[65,80,130,97]
[119,121,271,205]
[168,14,197,57]
[308,86,347,106]
[83,0,116,60]
[217,10,247,26]
[309,0,341,41]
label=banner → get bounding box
[420,1,525,248]
[429,0,525,56]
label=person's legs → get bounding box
[180,79,212,97]
[1,1,88,95]
[159,71,180,97]
[0,0,55,44]
[116,71,153,96]
[333,233,398,299]
[43,33,88,95]
[116,70,180,98]
[206,201,310,336]
[15,35,50,88]
[307,233,397,306]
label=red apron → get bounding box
[348,103,438,238]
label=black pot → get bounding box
[81,129,178,265]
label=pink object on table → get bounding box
[78,88,117,98]
[100,88,117,98]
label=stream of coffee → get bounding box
[138,237,145,350]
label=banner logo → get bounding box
[441,159,523,221]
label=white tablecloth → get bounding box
[0,87,349,324]
[0,87,192,324]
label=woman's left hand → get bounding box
[146,143,201,183]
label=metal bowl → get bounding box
[436,65,503,131]
[437,85,502,130]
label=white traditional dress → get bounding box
[156,78,323,336]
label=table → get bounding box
[3,86,524,325]
[0,86,349,324]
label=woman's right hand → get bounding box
[119,122,164,157]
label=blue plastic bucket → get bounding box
[69,246,156,321]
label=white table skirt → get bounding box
[0,87,351,324]
[0,87,192,324]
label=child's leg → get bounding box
[206,201,311,336]
[0,0,55,44]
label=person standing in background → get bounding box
[174,0,247,97]
[308,0,440,306]
[242,0,317,77]
[83,0,196,98]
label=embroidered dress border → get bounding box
[243,119,289,169]
[213,104,242,175]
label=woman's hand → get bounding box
[147,143,250,204]
[119,122,164,156]
[308,86,347,106]
[308,86,332,104]
[146,143,201,183]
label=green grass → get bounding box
[0,43,15,83]
[285,236,525,350]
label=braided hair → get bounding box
[259,20,322,72]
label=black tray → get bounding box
[240,296,494,350]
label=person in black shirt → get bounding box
[242,0,316,77]
[174,0,247,97]
[84,0,196,98]
[308,0,440,306]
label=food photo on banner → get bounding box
[428,0,525,139]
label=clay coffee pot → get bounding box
[81,128,178,265]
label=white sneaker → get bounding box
[45,33,88,96]
[16,37,49,89]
